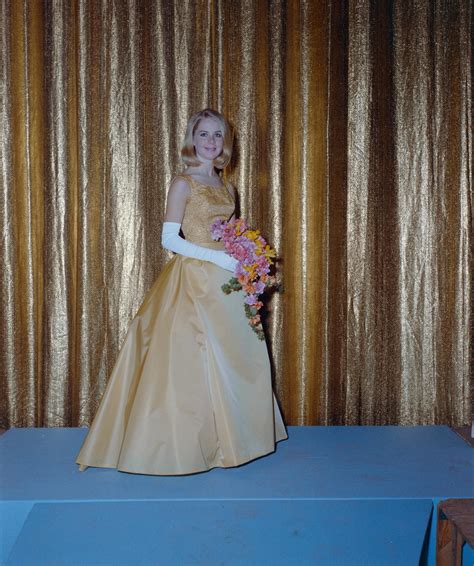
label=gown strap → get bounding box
[223,180,235,202]
[172,174,233,202]
[173,173,195,189]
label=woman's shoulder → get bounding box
[174,170,201,189]
[172,171,191,183]
[168,174,192,198]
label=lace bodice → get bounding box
[176,174,235,244]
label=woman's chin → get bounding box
[196,154,220,165]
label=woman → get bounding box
[76,109,287,475]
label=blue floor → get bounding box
[7,499,433,565]
[1,426,472,565]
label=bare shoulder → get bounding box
[164,175,192,222]
[168,175,191,197]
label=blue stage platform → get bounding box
[1,426,472,565]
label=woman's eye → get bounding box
[200,132,207,137]
[215,133,222,138]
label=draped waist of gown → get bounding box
[180,240,225,250]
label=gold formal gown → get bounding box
[76,174,288,475]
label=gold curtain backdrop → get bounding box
[1,0,471,428]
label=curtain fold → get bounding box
[1,0,471,427]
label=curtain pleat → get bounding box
[1,0,471,427]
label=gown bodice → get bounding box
[176,174,235,244]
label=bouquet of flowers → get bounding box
[210,218,279,340]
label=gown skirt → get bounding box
[76,244,288,475]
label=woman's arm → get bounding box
[164,177,190,223]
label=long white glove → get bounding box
[161,222,238,273]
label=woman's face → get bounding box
[193,117,224,163]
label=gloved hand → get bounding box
[161,222,238,273]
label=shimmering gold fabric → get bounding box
[178,175,234,244]
[76,177,287,474]
[1,1,472,429]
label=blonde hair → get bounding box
[181,108,233,169]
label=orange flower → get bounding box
[244,229,261,241]
[243,264,258,280]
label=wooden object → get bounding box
[437,499,474,566]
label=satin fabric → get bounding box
[76,176,287,475]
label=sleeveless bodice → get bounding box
[177,174,235,244]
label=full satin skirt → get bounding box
[76,252,288,475]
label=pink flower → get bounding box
[211,217,279,340]
[254,280,266,294]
